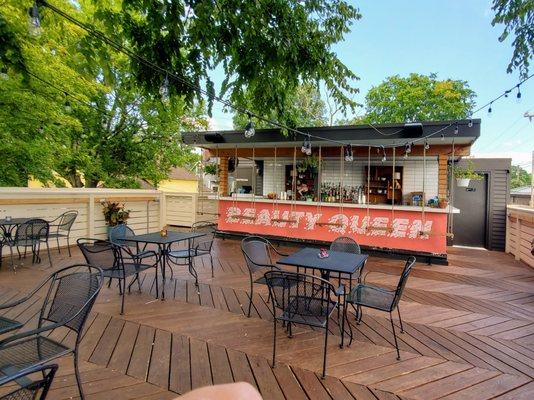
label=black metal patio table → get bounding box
[277,247,368,283]
[0,218,32,269]
[122,231,205,300]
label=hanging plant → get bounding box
[453,159,483,187]
[228,157,239,173]
[204,163,218,176]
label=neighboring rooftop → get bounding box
[511,186,532,196]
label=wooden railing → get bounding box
[506,205,534,268]
[0,188,219,253]
[0,188,164,250]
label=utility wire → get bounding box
[37,0,531,150]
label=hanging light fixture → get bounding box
[440,133,445,141]
[244,113,255,138]
[381,146,387,163]
[28,1,41,36]
[424,140,430,150]
[468,119,473,128]
[516,84,522,103]
[454,123,459,135]
[488,102,493,116]
[301,134,311,155]
[344,144,353,162]
[159,74,170,103]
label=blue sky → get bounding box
[210,0,533,170]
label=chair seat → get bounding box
[0,336,70,372]
[346,284,395,311]
[103,262,154,279]
[47,232,68,239]
[0,317,22,336]
[279,296,337,328]
[168,249,208,259]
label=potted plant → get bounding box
[454,160,483,188]
[102,201,130,228]
[438,197,449,209]
[204,163,218,176]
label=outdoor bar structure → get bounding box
[183,120,481,261]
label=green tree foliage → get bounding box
[362,73,476,124]
[232,84,328,129]
[511,165,532,188]
[0,0,206,187]
[92,0,361,126]
[492,0,534,78]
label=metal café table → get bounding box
[0,218,32,269]
[277,247,368,288]
[123,231,205,300]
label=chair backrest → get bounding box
[15,219,49,242]
[264,270,335,319]
[241,236,275,274]
[77,238,119,272]
[330,236,361,254]
[0,363,58,400]
[191,221,216,252]
[39,264,103,337]
[391,256,416,309]
[108,224,137,249]
[55,211,78,232]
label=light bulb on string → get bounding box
[440,134,445,141]
[244,113,255,138]
[301,134,311,155]
[488,102,493,117]
[468,119,473,128]
[344,144,353,162]
[516,85,522,103]
[504,90,510,98]
[381,146,387,163]
[159,74,170,103]
[454,123,459,135]
[28,1,41,37]
[424,140,430,150]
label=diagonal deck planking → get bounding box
[2,238,534,399]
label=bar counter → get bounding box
[217,197,460,256]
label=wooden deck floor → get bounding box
[2,239,534,399]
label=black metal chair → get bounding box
[48,211,78,257]
[0,265,103,400]
[344,256,416,360]
[329,236,365,286]
[330,236,361,254]
[264,270,343,379]
[0,363,58,400]
[77,238,158,314]
[240,236,289,318]
[7,219,51,271]
[168,221,217,284]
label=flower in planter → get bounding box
[102,201,130,226]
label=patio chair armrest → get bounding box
[0,321,65,347]
[0,276,52,310]
[335,284,345,297]
[270,246,289,257]
[134,250,157,259]
[361,270,387,284]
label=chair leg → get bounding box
[247,280,254,318]
[67,233,72,257]
[288,322,293,338]
[74,350,85,400]
[390,312,400,360]
[137,273,142,292]
[272,318,277,368]
[210,254,214,278]
[120,279,125,315]
[322,317,329,379]
[397,306,404,333]
[46,241,52,267]
[56,236,61,254]
[9,245,15,272]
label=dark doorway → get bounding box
[453,175,488,248]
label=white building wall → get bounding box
[261,156,439,203]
